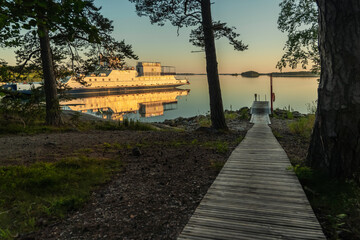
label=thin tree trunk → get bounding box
[200,0,227,130]
[37,24,61,126]
[307,0,360,178]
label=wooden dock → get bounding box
[178,101,325,239]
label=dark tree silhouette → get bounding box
[129,0,247,130]
[0,0,137,125]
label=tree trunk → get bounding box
[307,0,360,179]
[37,24,61,126]
[200,0,227,130]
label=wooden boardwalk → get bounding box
[178,101,325,239]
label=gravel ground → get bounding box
[0,118,252,240]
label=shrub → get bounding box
[288,114,315,139]
[224,112,238,120]
[197,116,211,127]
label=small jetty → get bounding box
[178,101,325,239]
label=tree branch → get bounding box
[17,49,40,78]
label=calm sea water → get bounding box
[63,75,319,122]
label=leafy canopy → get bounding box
[277,0,319,73]
[0,0,137,82]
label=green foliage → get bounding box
[0,0,137,74]
[0,87,45,128]
[234,136,244,145]
[238,107,250,120]
[94,119,156,131]
[191,139,199,145]
[277,0,319,73]
[209,159,224,172]
[204,141,229,154]
[289,164,313,180]
[272,130,283,139]
[0,106,155,135]
[224,112,238,120]
[197,115,211,127]
[286,111,294,120]
[272,107,295,120]
[288,114,315,139]
[0,156,122,237]
[189,21,248,51]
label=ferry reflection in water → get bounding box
[61,88,190,121]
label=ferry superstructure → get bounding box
[64,62,189,92]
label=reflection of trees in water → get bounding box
[62,89,189,121]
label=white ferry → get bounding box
[64,62,189,93]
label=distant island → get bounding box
[241,71,319,78]
[267,71,319,77]
[240,71,260,78]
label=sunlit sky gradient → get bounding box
[0,0,293,73]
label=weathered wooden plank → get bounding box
[195,205,320,223]
[197,204,317,220]
[204,191,310,205]
[183,217,324,239]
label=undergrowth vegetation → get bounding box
[288,114,315,139]
[0,156,122,239]
[291,165,360,239]
[0,109,156,135]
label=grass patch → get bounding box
[0,113,156,136]
[234,136,244,145]
[288,114,315,139]
[224,112,238,120]
[272,130,283,139]
[0,156,122,238]
[0,120,73,135]
[197,116,211,127]
[290,165,360,239]
[238,108,250,120]
[90,119,155,132]
[210,159,225,172]
[204,141,229,154]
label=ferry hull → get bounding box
[67,83,189,94]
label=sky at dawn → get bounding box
[0,0,291,73]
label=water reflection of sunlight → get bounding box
[61,88,190,121]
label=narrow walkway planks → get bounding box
[178,101,325,239]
